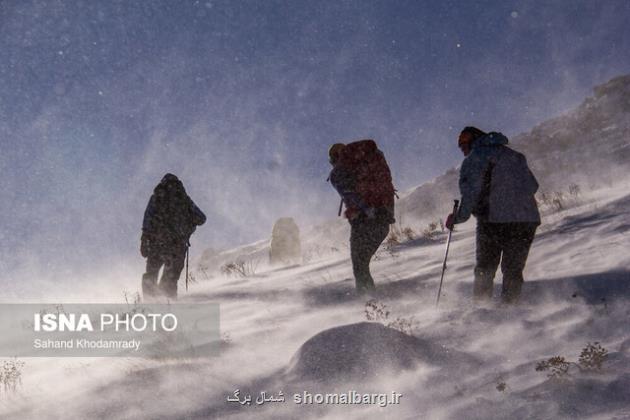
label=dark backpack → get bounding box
[338,139,395,217]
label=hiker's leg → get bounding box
[362,220,390,289]
[351,219,390,292]
[159,247,186,299]
[350,221,375,292]
[500,223,537,304]
[142,255,162,298]
[474,222,502,301]
[350,221,371,292]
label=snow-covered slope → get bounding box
[3,180,629,420]
[4,76,630,420]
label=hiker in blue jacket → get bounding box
[446,127,540,303]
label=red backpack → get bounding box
[338,139,395,217]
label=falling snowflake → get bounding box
[511,11,519,18]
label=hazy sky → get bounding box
[1,1,629,291]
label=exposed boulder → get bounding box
[270,217,302,265]
[287,322,478,382]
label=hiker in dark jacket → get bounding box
[141,173,206,299]
[446,127,540,303]
[328,141,395,294]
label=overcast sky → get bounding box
[1,0,629,292]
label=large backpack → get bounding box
[338,139,395,218]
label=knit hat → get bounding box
[458,126,486,146]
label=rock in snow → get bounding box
[287,322,478,382]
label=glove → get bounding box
[445,213,456,231]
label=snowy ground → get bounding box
[1,183,630,420]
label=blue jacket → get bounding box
[455,132,540,224]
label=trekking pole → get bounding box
[436,199,460,307]
[185,241,190,292]
[186,206,193,293]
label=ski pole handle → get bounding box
[446,199,460,232]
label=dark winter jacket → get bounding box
[455,132,541,224]
[329,165,371,217]
[141,174,206,257]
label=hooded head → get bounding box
[160,173,179,184]
[155,173,185,195]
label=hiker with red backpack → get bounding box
[328,140,396,294]
[445,127,540,304]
